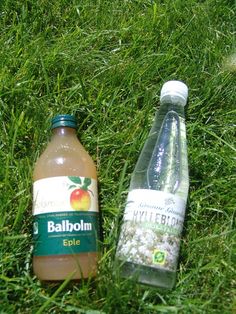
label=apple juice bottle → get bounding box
[33,114,99,281]
[115,81,189,289]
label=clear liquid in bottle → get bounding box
[115,81,189,289]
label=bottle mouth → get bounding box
[51,114,77,129]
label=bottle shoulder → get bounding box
[33,139,97,180]
[130,106,188,199]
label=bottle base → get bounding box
[116,260,176,290]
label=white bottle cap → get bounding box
[160,80,188,106]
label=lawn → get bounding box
[0,0,235,313]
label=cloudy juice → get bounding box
[33,115,99,281]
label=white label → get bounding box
[124,189,185,234]
[33,176,98,215]
[116,189,186,271]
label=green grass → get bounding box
[0,0,235,313]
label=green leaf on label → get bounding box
[68,176,82,184]
[69,185,77,189]
[83,178,91,188]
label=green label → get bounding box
[33,211,100,256]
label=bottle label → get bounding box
[116,189,186,271]
[33,176,99,256]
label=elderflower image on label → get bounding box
[116,189,185,271]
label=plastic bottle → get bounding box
[115,81,189,289]
[33,114,99,281]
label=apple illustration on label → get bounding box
[68,177,92,211]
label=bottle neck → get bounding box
[160,94,187,107]
[159,100,185,118]
[51,127,77,137]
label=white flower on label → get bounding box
[116,220,180,270]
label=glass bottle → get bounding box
[33,114,99,281]
[115,81,189,289]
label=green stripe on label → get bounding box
[33,211,100,256]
